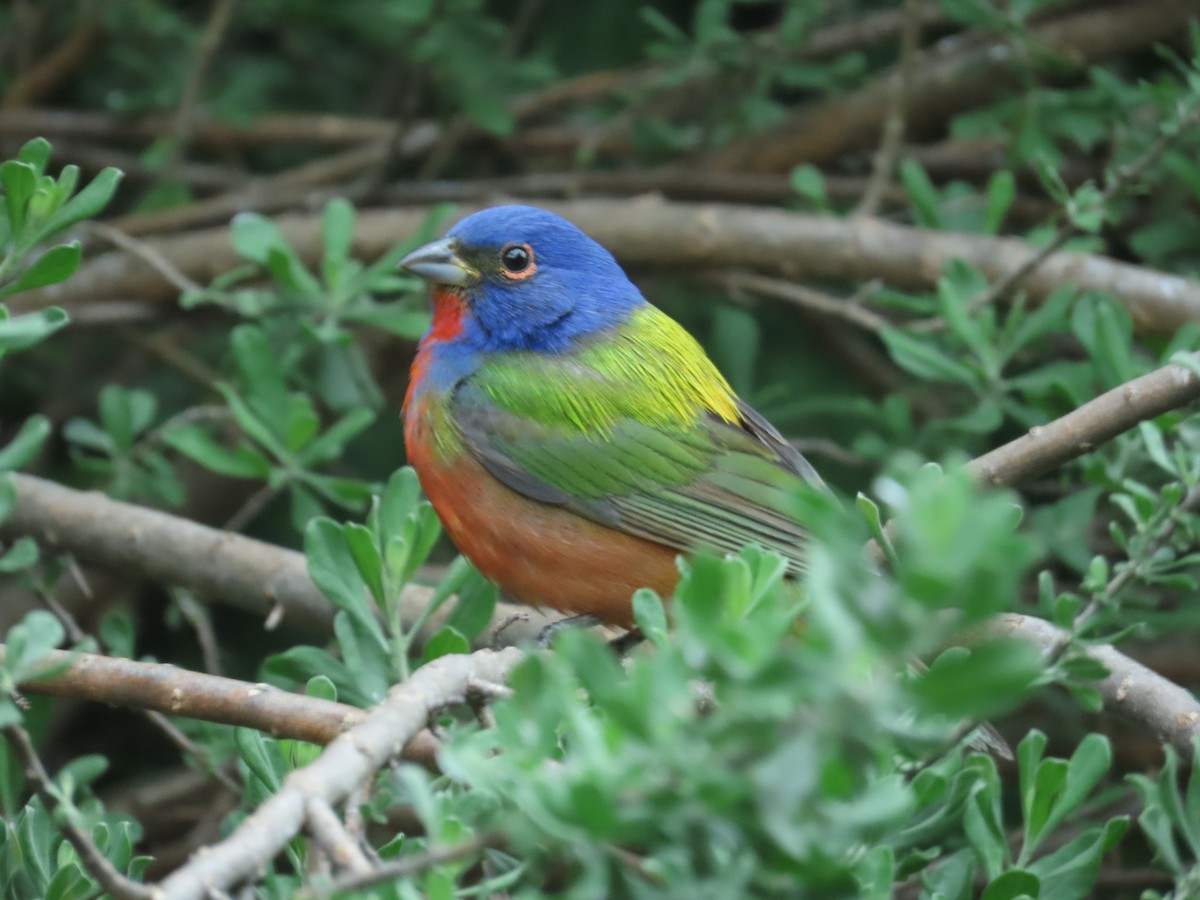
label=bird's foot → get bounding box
[537,613,604,647]
[607,628,646,656]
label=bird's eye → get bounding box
[499,243,536,279]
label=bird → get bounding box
[399,205,824,629]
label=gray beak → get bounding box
[397,237,478,287]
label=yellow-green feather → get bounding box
[475,306,739,435]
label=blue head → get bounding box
[398,205,645,353]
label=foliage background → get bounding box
[2,0,1200,897]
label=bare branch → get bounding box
[305,797,373,875]
[854,0,923,218]
[3,644,443,768]
[154,646,524,900]
[21,200,1200,336]
[968,614,1200,754]
[706,0,1200,173]
[166,0,241,172]
[967,353,1200,488]
[304,835,491,899]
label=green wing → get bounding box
[450,345,822,574]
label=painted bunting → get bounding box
[399,205,822,628]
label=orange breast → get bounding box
[405,411,678,629]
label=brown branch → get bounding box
[706,0,1200,173]
[0,473,337,631]
[0,474,553,642]
[154,646,524,900]
[23,199,1200,336]
[717,270,890,333]
[166,0,241,173]
[854,0,922,218]
[966,352,1200,487]
[304,835,492,899]
[969,614,1200,754]
[305,797,373,875]
[4,643,443,767]
[105,167,1056,240]
[0,17,105,109]
[3,722,156,899]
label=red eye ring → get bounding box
[499,243,536,279]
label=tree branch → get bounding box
[706,0,1200,173]
[153,646,524,900]
[966,353,1200,487]
[970,614,1200,754]
[3,644,443,768]
[19,200,1200,336]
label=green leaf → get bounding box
[0,307,69,354]
[0,416,50,471]
[881,328,977,384]
[162,425,270,478]
[421,625,469,663]
[16,138,51,173]
[632,589,667,646]
[900,159,942,227]
[915,640,1041,719]
[1027,816,1127,900]
[296,407,375,466]
[0,242,81,297]
[790,164,828,208]
[235,727,286,793]
[321,197,355,287]
[4,610,66,683]
[343,303,431,338]
[443,565,497,642]
[0,537,38,573]
[1,161,36,232]
[98,386,156,452]
[980,869,1039,900]
[984,170,1016,234]
[36,167,123,242]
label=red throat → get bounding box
[404,287,467,414]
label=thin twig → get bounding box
[87,222,202,294]
[172,588,223,676]
[717,270,890,333]
[305,797,373,875]
[3,722,157,899]
[854,0,922,217]
[145,710,242,794]
[154,647,524,900]
[966,352,1200,488]
[166,0,241,173]
[302,835,492,899]
[1050,483,1200,663]
[911,97,1200,332]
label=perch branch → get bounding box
[154,646,524,900]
